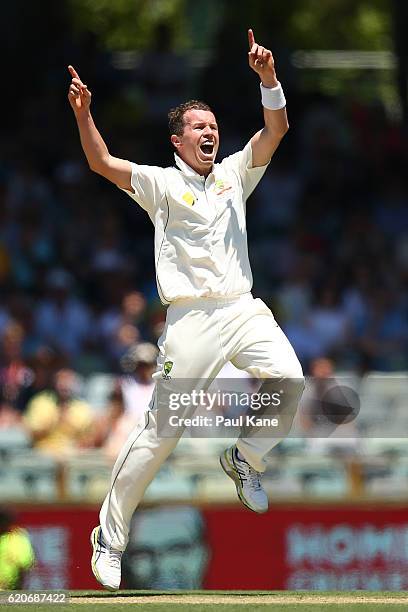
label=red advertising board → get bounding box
[15,504,408,590]
[203,505,408,590]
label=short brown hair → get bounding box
[168,100,213,136]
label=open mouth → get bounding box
[200,142,214,156]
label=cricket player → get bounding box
[68,29,304,590]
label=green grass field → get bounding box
[4,590,408,611]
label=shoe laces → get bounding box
[98,531,122,568]
[235,454,262,491]
[108,548,122,569]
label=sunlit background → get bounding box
[1,0,408,592]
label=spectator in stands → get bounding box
[300,357,338,431]
[34,268,92,363]
[5,159,53,216]
[97,290,147,365]
[6,292,40,360]
[0,321,33,413]
[119,342,158,419]
[0,402,23,429]
[357,287,408,371]
[10,208,55,291]
[0,507,35,590]
[342,263,373,336]
[109,323,141,368]
[89,385,138,462]
[23,368,94,457]
[18,346,59,410]
[276,257,315,325]
[298,357,360,456]
[305,283,351,361]
[283,315,326,368]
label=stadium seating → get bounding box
[1,371,407,502]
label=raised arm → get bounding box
[67,65,132,190]
[247,29,289,167]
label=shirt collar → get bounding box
[174,153,213,178]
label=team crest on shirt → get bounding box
[182,192,195,206]
[162,360,174,379]
[214,178,232,196]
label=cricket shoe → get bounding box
[90,525,122,591]
[220,445,268,513]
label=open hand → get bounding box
[67,65,92,114]
[247,29,278,88]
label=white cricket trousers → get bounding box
[100,293,304,550]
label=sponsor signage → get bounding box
[16,504,408,590]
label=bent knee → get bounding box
[275,357,305,386]
[260,362,305,397]
[246,350,305,387]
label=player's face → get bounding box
[171,109,219,176]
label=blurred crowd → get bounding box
[0,336,158,461]
[1,24,408,456]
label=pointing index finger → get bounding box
[248,29,255,50]
[68,65,80,79]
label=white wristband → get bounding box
[260,81,286,110]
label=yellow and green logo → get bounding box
[162,360,174,379]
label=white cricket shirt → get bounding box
[121,142,269,304]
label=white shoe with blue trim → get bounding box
[220,445,268,513]
[90,526,122,591]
